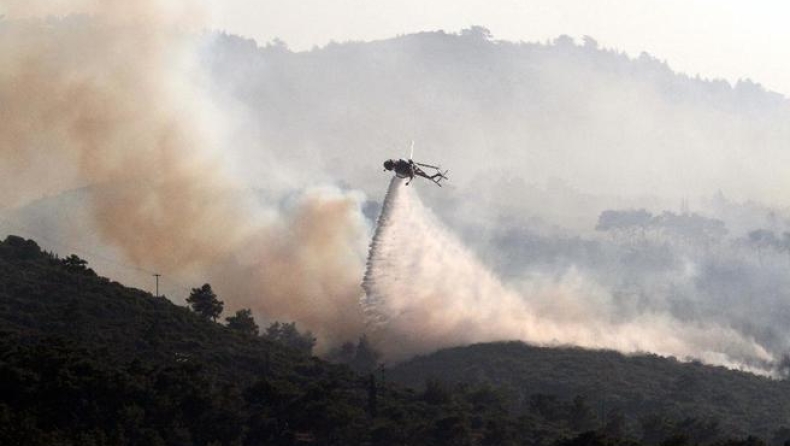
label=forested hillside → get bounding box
[0,235,608,446]
[0,235,508,445]
[391,342,790,443]
[2,234,788,445]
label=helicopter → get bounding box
[383,142,449,187]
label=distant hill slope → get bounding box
[389,342,790,440]
[203,28,790,206]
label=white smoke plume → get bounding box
[362,177,775,373]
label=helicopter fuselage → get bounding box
[383,156,447,187]
[390,159,414,178]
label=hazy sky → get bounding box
[209,0,790,97]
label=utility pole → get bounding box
[153,274,161,297]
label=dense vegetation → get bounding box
[390,342,790,444]
[1,234,789,445]
[0,235,566,445]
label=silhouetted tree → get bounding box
[62,254,88,271]
[582,35,599,50]
[554,34,576,48]
[350,335,380,373]
[187,284,224,322]
[3,235,43,260]
[264,321,315,354]
[460,25,492,40]
[61,254,96,276]
[226,308,259,336]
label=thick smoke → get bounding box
[0,1,244,268]
[362,177,774,373]
[0,2,369,348]
[209,187,369,348]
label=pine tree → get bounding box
[226,308,259,336]
[186,283,223,322]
